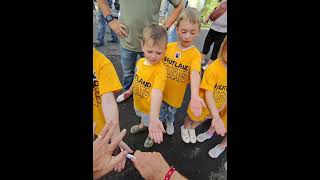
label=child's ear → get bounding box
[141,41,144,51]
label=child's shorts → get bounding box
[134,109,150,126]
[159,102,177,123]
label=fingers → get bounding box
[121,157,126,170]
[114,158,125,172]
[119,23,128,37]
[100,122,113,140]
[95,122,113,145]
[160,123,165,133]
[155,132,161,144]
[201,99,207,108]
[192,107,200,117]
[216,128,223,136]
[198,107,202,117]
[109,129,127,151]
[158,131,163,143]
[132,150,142,166]
[221,127,226,136]
[133,150,142,158]
[150,131,157,144]
[109,20,126,39]
[216,124,226,136]
[157,130,162,144]
[109,150,127,171]
[196,108,200,117]
[101,123,116,146]
[159,131,164,144]
[114,162,121,172]
[154,131,160,144]
[119,141,133,153]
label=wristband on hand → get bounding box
[164,166,176,180]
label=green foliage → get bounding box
[200,0,219,28]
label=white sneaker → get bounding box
[188,129,197,144]
[197,131,213,142]
[166,122,174,135]
[208,144,225,158]
[202,64,209,71]
[181,126,190,143]
[116,93,129,103]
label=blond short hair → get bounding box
[218,36,227,60]
[176,7,201,29]
[142,24,168,47]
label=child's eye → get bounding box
[147,51,153,53]
[156,52,161,55]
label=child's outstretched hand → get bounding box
[211,116,226,136]
[189,96,207,117]
[148,119,165,144]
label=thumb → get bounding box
[132,150,141,167]
[131,156,141,170]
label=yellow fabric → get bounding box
[133,58,167,114]
[187,90,209,122]
[162,42,201,108]
[187,59,227,128]
[93,48,122,135]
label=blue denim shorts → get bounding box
[159,102,177,123]
[135,109,150,126]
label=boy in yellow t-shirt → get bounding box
[121,25,168,148]
[160,7,206,137]
[183,37,227,159]
[93,48,133,171]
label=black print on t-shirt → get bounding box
[133,74,152,99]
[175,51,181,59]
[163,56,189,83]
[214,84,227,104]
[93,72,97,88]
[214,84,227,91]
[93,72,101,107]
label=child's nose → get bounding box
[185,32,190,39]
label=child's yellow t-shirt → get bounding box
[93,48,122,135]
[162,42,201,108]
[133,58,167,114]
[187,59,227,128]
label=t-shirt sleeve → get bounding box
[153,67,167,92]
[200,65,217,92]
[98,59,122,95]
[190,51,201,72]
